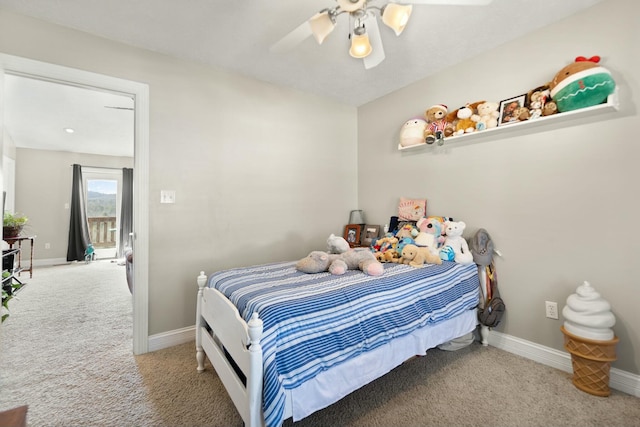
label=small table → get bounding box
[4,235,36,278]
[0,405,28,427]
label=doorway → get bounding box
[84,170,122,260]
[0,53,150,354]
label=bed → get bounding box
[195,259,480,427]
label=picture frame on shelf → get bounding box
[498,94,528,126]
[361,225,381,247]
[344,224,362,248]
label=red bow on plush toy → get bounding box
[575,55,601,63]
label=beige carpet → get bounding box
[1,261,639,427]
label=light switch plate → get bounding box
[160,190,176,204]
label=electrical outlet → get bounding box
[545,301,558,319]
[45,243,51,249]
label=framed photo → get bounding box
[344,224,362,248]
[361,224,381,247]
[498,94,528,126]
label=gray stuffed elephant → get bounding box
[296,248,384,276]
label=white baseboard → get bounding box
[148,325,195,353]
[145,325,639,398]
[489,330,640,398]
[33,258,69,268]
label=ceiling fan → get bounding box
[270,0,493,69]
[104,106,134,111]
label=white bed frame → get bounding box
[195,268,489,427]
[195,271,267,427]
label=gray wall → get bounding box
[358,0,639,374]
[0,8,358,336]
[13,148,133,261]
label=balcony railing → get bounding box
[88,216,116,248]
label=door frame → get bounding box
[0,53,150,354]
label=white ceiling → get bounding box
[0,0,604,157]
[4,75,135,157]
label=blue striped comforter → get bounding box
[208,260,479,427]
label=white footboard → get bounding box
[196,271,264,427]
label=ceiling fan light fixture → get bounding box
[349,29,372,59]
[381,3,413,36]
[337,0,367,13]
[308,11,336,44]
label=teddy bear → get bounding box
[549,55,616,113]
[423,104,452,145]
[515,106,530,121]
[472,101,500,131]
[527,85,551,120]
[447,102,484,136]
[439,221,474,264]
[296,248,384,276]
[542,100,558,116]
[400,244,442,268]
[399,117,428,148]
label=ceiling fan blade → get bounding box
[270,21,313,54]
[105,106,134,111]
[399,0,493,5]
[363,16,385,70]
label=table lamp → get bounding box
[349,210,365,225]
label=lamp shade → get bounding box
[382,3,413,36]
[349,32,372,58]
[349,210,365,224]
[309,11,336,44]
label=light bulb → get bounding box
[349,32,372,58]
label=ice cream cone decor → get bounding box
[561,281,618,396]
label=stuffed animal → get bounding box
[399,117,427,148]
[472,101,500,131]
[296,248,384,276]
[515,106,530,121]
[448,102,483,136]
[439,221,474,264]
[373,235,398,253]
[542,100,558,116]
[527,85,551,119]
[375,250,402,263]
[395,223,416,239]
[327,233,350,254]
[439,245,455,262]
[373,236,401,263]
[414,217,444,254]
[423,104,451,145]
[395,237,415,256]
[400,244,442,268]
[549,56,616,113]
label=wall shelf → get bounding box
[398,88,620,151]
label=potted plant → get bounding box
[3,212,28,238]
[2,278,22,323]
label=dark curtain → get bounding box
[66,164,91,261]
[118,167,134,258]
